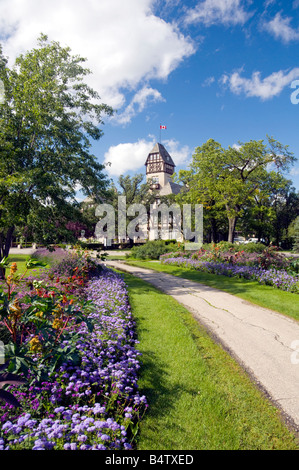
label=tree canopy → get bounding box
[0,35,113,263]
[177,136,296,243]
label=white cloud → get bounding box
[232,143,242,150]
[202,76,215,87]
[263,12,299,43]
[185,0,253,26]
[221,68,299,100]
[113,86,165,125]
[104,139,156,177]
[161,139,191,166]
[0,0,195,110]
[290,167,299,176]
[104,137,191,177]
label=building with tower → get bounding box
[144,142,185,241]
[87,141,185,245]
[145,142,184,197]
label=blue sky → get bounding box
[1,0,299,191]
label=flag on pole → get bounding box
[160,125,167,129]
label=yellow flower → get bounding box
[29,336,43,353]
[35,311,44,319]
[52,318,64,330]
[53,304,63,317]
[10,262,18,275]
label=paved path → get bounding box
[105,259,299,432]
[8,248,36,255]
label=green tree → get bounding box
[108,174,158,242]
[176,163,227,243]
[0,35,113,271]
[178,137,296,243]
[292,216,299,253]
[272,188,299,248]
[239,173,296,246]
[115,174,153,206]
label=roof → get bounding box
[145,142,176,166]
[159,181,185,196]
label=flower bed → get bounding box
[0,250,147,450]
[160,245,290,271]
[161,256,299,294]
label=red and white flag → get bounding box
[160,125,167,129]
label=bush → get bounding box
[130,240,182,260]
[240,242,266,253]
[201,242,266,253]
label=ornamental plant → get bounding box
[0,254,95,379]
[0,268,147,450]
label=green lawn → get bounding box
[6,255,30,274]
[122,259,299,321]
[123,272,299,450]
[6,254,49,276]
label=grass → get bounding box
[6,255,30,274]
[123,271,299,450]
[121,259,299,321]
[6,254,50,276]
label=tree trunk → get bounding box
[210,218,218,243]
[0,226,15,279]
[228,217,237,243]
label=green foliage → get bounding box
[105,174,158,238]
[287,258,299,275]
[177,137,296,243]
[292,216,299,253]
[0,35,113,260]
[130,240,182,260]
[201,241,266,253]
[237,242,266,253]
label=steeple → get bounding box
[145,143,175,190]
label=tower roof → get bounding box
[145,143,175,166]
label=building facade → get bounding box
[145,142,183,196]
[145,142,184,241]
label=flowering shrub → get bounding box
[161,257,299,294]
[0,252,147,450]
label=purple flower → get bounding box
[1,268,147,451]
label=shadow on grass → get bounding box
[7,255,30,263]
[139,350,175,417]
[124,272,203,427]
[138,346,201,433]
